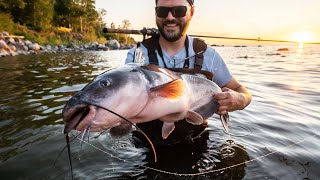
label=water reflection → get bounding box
[0,47,319,179]
[125,130,249,179]
[0,52,117,162]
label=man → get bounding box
[126,0,251,145]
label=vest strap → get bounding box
[139,36,212,79]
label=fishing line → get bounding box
[77,132,319,177]
[53,132,82,167]
[171,51,205,67]
[225,125,252,137]
[86,103,158,162]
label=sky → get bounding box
[95,0,320,43]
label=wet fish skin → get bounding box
[63,63,223,139]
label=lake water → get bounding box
[0,44,319,179]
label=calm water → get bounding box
[0,44,319,179]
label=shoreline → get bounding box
[0,32,134,58]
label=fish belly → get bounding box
[132,96,188,123]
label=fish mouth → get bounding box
[63,104,96,134]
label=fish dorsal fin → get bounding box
[150,79,184,100]
[109,123,132,138]
[185,111,204,125]
[162,122,175,139]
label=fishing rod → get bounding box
[103,27,320,44]
[103,27,159,40]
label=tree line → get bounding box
[0,0,135,44]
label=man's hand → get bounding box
[213,87,242,115]
[213,78,252,115]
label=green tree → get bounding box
[53,0,73,28]
[0,0,26,24]
[23,0,54,30]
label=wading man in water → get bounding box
[125,0,252,145]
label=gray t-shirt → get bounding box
[125,36,233,87]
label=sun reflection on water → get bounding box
[295,43,304,62]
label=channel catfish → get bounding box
[63,63,228,140]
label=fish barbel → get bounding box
[63,63,227,139]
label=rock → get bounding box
[28,43,41,51]
[0,31,135,57]
[15,38,23,44]
[83,44,89,49]
[45,45,52,51]
[53,46,59,51]
[277,48,289,51]
[108,39,120,49]
[67,42,79,49]
[16,44,28,52]
[2,31,9,36]
[8,44,17,52]
[0,49,9,57]
[91,42,99,48]
[97,44,108,50]
[266,53,281,56]
[24,40,33,47]
[0,39,10,50]
[6,37,15,44]
[238,55,249,59]
[58,45,65,51]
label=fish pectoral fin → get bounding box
[150,79,184,101]
[162,122,175,139]
[185,111,204,125]
[109,123,132,138]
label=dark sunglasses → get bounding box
[155,6,188,18]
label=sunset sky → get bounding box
[95,0,320,43]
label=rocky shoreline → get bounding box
[0,32,134,57]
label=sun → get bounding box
[292,31,313,43]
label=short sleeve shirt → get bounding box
[125,35,233,87]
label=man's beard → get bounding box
[156,19,186,42]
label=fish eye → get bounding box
[100,79,111,87]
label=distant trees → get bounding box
[0,0,136,44]
[0,0,104,32]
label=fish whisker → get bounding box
[66,134,74,179]
[80,126,91,150]
[87,102,158,162]
[53,132,81,168]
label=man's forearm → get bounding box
[234,86,252,110]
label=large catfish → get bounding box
[63,63,228,140]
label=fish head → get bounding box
[62,64,150,134]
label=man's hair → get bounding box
[155,0,194,6]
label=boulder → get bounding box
[16,44,28,52]
[0,39,10,51]
[8,44,17,52]
[108,39,120,49]
[28,43,41,51]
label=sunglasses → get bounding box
[155,6,189,18]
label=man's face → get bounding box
[155,0,193,42]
